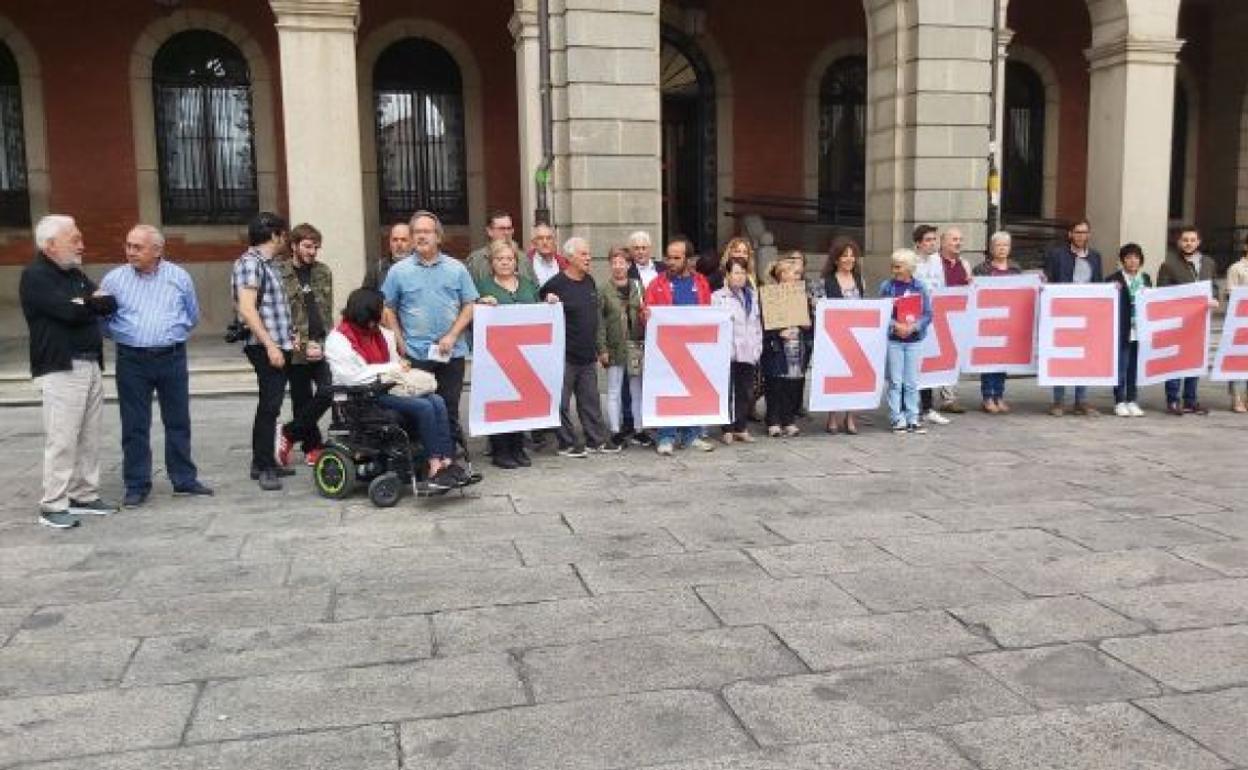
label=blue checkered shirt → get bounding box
[231,248,292,350]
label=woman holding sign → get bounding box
[760,255,814,437]
[878,249,933,434]
[821,238,866,434]
[1224,240,1248,412]
[602,246,648,446]
[475,240,541,469]
[971,232,1022,414]
[1106,243,1152,418]
[712,257,763,443]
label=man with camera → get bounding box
[230,212,295,491]
[275,222,335,468]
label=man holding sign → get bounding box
[1156,227,1218,415]
[1043,219,1102,415]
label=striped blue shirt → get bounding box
[100,259,199,347]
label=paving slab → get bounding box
[745,540,901,578]
[694,577,866,625]
[0,637,137,698]
[941,702,1230,770]
[969,643,1162,708]
[400,689,753,770]
[120,560,288,598]
[21,725,401,770]
[432,589,718,656]
[77,534,244,569]
[188,653,525,742]
[0,607,31,645]
[831,565,1025,612]
[0,568,129,606]
[1101,625,1248,691]
[514,530,684,565]
[919,499,1117,531]
[333,564,587,619]
[722,657,1032,745]
[1173,541,1248,577]
[1138,687,1248,766]
[0,683,197,766]
[0,543,94,576]
[125,615,432,685]
[576,550,770,594]
[949,595,1147,647]
[1090,578,1248,631]
[634,731,975,769]
[523,625,806,702]
[762,511,947,542]
[286,541,522,585]
[981,549,1219,596]
[875,528,1088,566]
[1176,512,1248,539]
[1046,518,1228,551]
[770,610,995,671]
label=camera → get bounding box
[223,318,248,344]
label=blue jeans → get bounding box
[886,340,921,427]
[1052,385,1087,406]
[657,426,702,446]
[980,373,1007,400]
[1165,376,1199,406]
[1114,342,1139,403]
[116,343,197,493]
[377,393,454,459]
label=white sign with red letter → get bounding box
[468,304,565,436]
[917,287,972,389]
[1037,283,1119,387]
[1136,281,1212,386]
[1212,287,1248,381]
[808,299,892,412]
[641,305,732,428]
[965,274,1042,374]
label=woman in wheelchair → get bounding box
[324,289,467,491]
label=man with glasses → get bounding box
[528,222,567,287]
[1044,219,1102,416]
[467,210,531,284]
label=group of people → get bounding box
[18,205,1245,529]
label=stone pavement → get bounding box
[1,387,1247,769]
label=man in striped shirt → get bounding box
[101,225,212,507]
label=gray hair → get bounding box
[890,248,918,273]
[989,230,1012,249]
[409,210,444,240]
[34,215,75,249]
[627,230,652,248]
[130,224,165,250]
[563,236,589,257]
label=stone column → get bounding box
[510,4,544,237]
[992,27,1016,226]
[269,0,366,301]
[1084,37,1182,275]
[546,0,662,261]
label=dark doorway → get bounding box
[1002,61,1046,218]
[817,56,866,224]
[660,27,716,254]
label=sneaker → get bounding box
[122,489,149,508]
[257,469,282,491]
[632,432,655,447]
[556,444,588,458]
[39,510,80,529]
[1127,402,1145,417]
[656,441,675,456]
[1049,404,1065,417]
[1072,403,1099,416]
[590,442,623,454]
[68,498,117,515]
[513,448,533,467]
[304,448,324,467]
[1114,402,1131,418]
[734,431,755,443]
[492,452,519,470]
[720,431,735,445]
[908,423,928,435]
[767,425,782,438]
[941,402,966,414]
[428,465,460,490]
[689,437,716,452]
[611,431,632,446]
[250,464,295,480]
[891,423,908,434]
[1166,402,1185,416]
[783,425,800,437]
[925,410,951,425]
[1184,402,1209,416]
[275,425,293,467]
[173,481,214,497]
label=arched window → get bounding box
[817,56,866,223]
[152,30,258,225]
[1003,61,1045,218]
[1169,81,1189,221]
[374,38,467,225]
[0,42,28,228]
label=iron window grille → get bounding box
[817,56,867,225]
[0,43,29,228]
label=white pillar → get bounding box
[1085,37,1182,275]
[270,0,367,303]
[510,4,544,236]
[992,27,1016,225]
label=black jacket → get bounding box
[823,272,865,299]
[1045,244,1103,284]
[19,252,117,377]
[1106,269,1152,344]
[1157,252,1217,291]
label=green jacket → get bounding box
[467,240,533,285]
[278,258,334,365]
[599,277,644,366]
[476,274,540,305]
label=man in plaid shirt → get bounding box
[231,212,293,490]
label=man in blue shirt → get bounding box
[381,210,479,445]
[101,225,212,507]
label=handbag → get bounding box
[625,340,644,376]
[225,255,269,344]
[382,367,438,398]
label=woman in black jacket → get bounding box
[820,238,866,434]
[1106,243,1152,417]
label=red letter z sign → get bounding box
[807,299,891,412]
[655,324,720,417]
[468,304,564,436]
[640,306,733,428]
[484,324,553,422]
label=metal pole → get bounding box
[987,0,1003,237]
[535,0,553,226]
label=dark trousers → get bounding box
[377,392,454,459]
[244,345,289,471]
[116,343,197,493]
[765,375,804,428]
[284,360,332,450]
[729,362,756,432]
[620,374,635,433]
[1115,342,1139,403]
[979,373,1007,400]
[410,356,466,447]
[558,361,608,449]
[1165,375,1199,406]
[490,432,526,458]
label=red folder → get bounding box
[894,294,921,324]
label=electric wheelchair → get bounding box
[311,379,481,507]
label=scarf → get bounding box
[337,320,390,365]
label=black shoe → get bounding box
[68,498,118,515]
[513,448,532,468]
[1184,402,1209,416]
[632,432,655,447]
[492,453,519,470]
[122,489,149,508]
[556,444,588,458]
[590,442,623,454]
[173,481,214,497]
[250,465,295,480]
[257,469,282,491]
[39,510,80,529]
[529,431,549,450]
[429,464,467,490]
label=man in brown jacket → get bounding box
[1157,226,1219,416]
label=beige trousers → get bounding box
[37,360,103,510]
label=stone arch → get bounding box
[357,18,485,247]
[0,14,48,240]
[129,10,278,238]
[803,39,869,205]
[1005,43,1061,219]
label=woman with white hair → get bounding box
[971,231,1023,413]
[877,249,933,434]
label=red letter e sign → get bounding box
[468,304,564,436]
[1037,284,1118,386]
[1213,287,1248,381]
[1136,281,1212,386]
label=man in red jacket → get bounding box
[644,237,715,456]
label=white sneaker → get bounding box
[689,438,716,452]
[1127,402,1145,417]
[1114,402,1131,417]
[925,410,951,425]
[656,441,674,456]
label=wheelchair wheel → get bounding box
[368,472,402,508]
[314,446,356,499]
